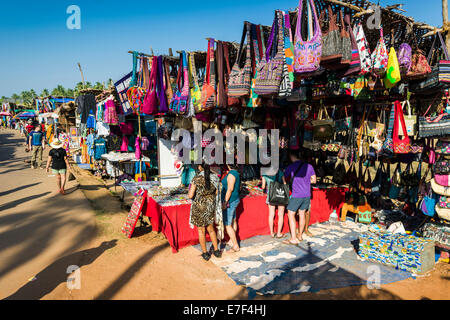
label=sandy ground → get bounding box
[0,128,449,300]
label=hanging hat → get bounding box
[51,139,63,149]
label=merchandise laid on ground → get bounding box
[4,0,449,297]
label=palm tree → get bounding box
[11,93,20,104]
[51,85,66,97]
[40,89,50,97]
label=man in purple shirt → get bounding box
[283,150,316,245]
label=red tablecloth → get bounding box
[144,188,347,253]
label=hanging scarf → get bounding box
[188,171,224,240]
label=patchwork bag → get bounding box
[228,22,252,97]
[279,11,294,98]
[199,39,216,111]
[371,28,389,77]
[246,23,264,107]
[420,189,437,217]
[398,43,412,75]
[254,11,285,96]
[293,0,322,73]
[392,100,411,154]
[169,51,189,115]
[353,22,372,74]
[343,13,361,76]
[223,43,242,108]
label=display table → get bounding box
[144,187,347,253]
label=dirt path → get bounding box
[1,128,448,300]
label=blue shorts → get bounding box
[223,199,240,226]
[287,197,310,212]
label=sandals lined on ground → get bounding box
[201,252,211,261]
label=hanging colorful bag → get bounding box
[228,22,252,97]
[246,24,264,107]
[406,49,432,80]
[169,51,189,115]
[410,32,450,93]
[199,39,216,111]
[254,11,285,96]
[380,103,395,157]
[392,100,411,154]
[418,102,450,138]
[319,6,342,66]
[398,43,412,75]
[398,100,417,137]
[371,28,389,76]
[279,12,293,98]
[384,47,401,89]
[293,0,322,73]
[353,22,372,74]
[142,56,159,115]
[157,56,169,114]
[189,52,202,112]
[343,14,361,76]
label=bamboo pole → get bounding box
[77,63,85,89]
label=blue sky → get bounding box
[0,0,445,97]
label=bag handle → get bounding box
[189,53,199,88]
[204,39,212,86]
[265,12,277,60]
[393,100,409,142]
[401,100,412,117]
[235,23,249,67]
[295,0,321,43]
[142,58,150,90]
[427,31,450,63]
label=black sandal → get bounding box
[213,250,222,258]
[201,252,211,261]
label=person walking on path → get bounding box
[261,167,286,238]
[283,150,316,245]
[221,164,241,253]
[188,163,222,261]
[28,125,45,169]
[45,139,71,195]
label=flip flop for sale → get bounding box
[276,234,285,239]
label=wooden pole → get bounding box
[77,63,86,89]
[443,0,450,52]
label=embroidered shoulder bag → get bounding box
[199,39,216,111]
[228,22,252,97]
[169,51,189,115]
[293,0,322,73]
[392,100,411,154]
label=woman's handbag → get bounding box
[418,101,450,138]
[431,178,450,196]
[339,9,352,67]
[389,163,402,199]
[142,56,159,115]
[312,107,335,141]
[371,28,389,76]
[343,14,361,76]
[435,174,450,187]
[320,6,342,66]
[398,43,412,75]
[228,22,252,98]
[254,11,284,96]
[353,22,372,74]
[410,32,450,93]
[199,39,216,111]
[406,49,432,80]
[293,0,322,73]
[169,52,189,115]
[400,162,420,187]
[436,139,450,154]
[434,159,450,174]
[398,100,417,137]
[380,162,392,197]
[384,47,402,89]
[268,181,290,206]
[223,43,243,108]
[420,188,437,217]
[392,100,411,154]
[189,52,202,112]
